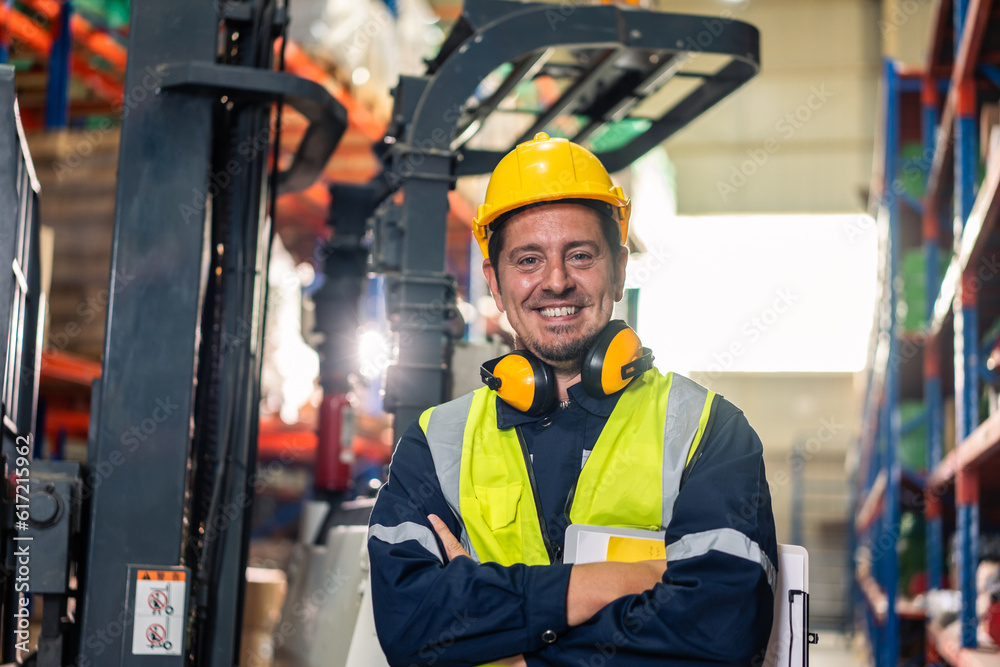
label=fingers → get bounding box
[428,513,470,562]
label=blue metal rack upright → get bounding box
[905,0,1000,663]
[855,1,1000,664]
[921,72,945,625]
[884,57,904,667]
[854,58,911,667]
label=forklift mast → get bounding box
[370,0,760,435]
[0,0,345,665]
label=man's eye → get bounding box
[571,253,592,261]
[518,257,539,265]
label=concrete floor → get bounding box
[809,631,865,666]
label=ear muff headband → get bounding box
[480,351,555,416]
[581,320,653,397]
[483,321,652,413]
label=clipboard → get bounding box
[563,524,666,564]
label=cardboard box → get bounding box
[240,568,287,667]
[981,103,999,161]
[242,627,277,667]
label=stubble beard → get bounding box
[522,321,603,366]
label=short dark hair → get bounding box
[487,199,622,275]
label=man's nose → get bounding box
[542,259,573,294]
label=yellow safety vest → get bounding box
[419,369,716,567]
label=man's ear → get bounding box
[483,258,505,313]
[614,245,629,301]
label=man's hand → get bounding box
[428,514,470,561]
[428,514,665,638]
[429,516,526,666]
[566,559,667,627]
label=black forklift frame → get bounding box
[375,0,760,434]
[71,1,345,665]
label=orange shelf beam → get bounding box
[40,349,101,386]
[924,0,995,214]
[2,4,124,104]
[855,470,887,534]
[928,409,1000,487]
[1,4,54,54]
[928,620,1000,666]
[857,569,889,625]
[258,416,318,463]
[18,0,128,72]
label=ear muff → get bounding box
[581,320,654,397]
[480,351,556,416]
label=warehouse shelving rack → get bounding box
[855,58,934,667]
[855,0,1000,664]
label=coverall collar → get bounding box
[495,379,621,429]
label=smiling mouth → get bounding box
[537,306,581,318]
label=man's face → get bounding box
[483,202,628,368]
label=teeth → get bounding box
[539,306,580,317]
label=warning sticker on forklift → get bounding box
[131,569,186,655]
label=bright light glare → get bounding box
[631,213,877,373]
[295,261,315,287]
[352,67,371,86]
[359,329,390,379]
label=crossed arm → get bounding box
[427,513,667,666]
[369,406,776,666]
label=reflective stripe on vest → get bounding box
[421,391,482,563]
[421,369,715,566]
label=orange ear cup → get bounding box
[480,351,556,416]
[581,321,653,397]
[482,322,652,413]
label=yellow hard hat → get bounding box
[472,132,631,258]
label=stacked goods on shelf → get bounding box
[855,4,1000,656]
[853,63,929,667]
[982,104,999,183]
[899,249,951,333]
[901,142,926,200]
[899,511,926,597]
[900,400,926,471]
[983,321,1000,418]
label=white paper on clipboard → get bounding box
[563,524,666,564]
[764,545,809,667]
[565,528,808,666]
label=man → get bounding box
[367,132,777,666]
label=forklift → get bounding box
[0,1,759,664]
